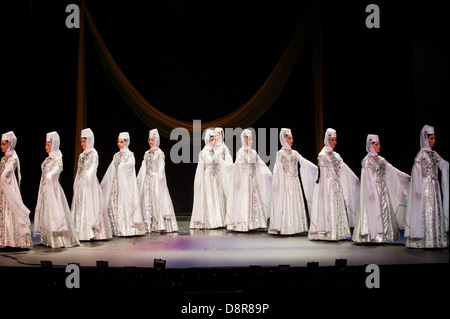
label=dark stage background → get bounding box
[2,0,448,218]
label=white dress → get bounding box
[353,155,410,243]
[405,150,449,248]
[226,149,272,232]
[137,149,178,232]
[101,150,145,237]
[34,156,80,248]
[308,151,359,241]
[190,149,226,229]
[0,155,32,247]
[269,150,317,235]
[72,151,113,240]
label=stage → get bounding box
[1,215,448,269]
[0,214,448,312]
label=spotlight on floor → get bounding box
[154,258,166,271]
[335,258,347,270]
[40,260,53,268]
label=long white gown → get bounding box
[405,150,448,248]
[308,129,359,241]
[34,133,80,248]
[269,149,317,235]
[226,129,272,232]
[191,130,227,229]
[72,150,113,241]
[405,125,449,248]
[137,148,178,233]
[101,134,145,237]
[0,154,32,248]
[353,155,410,243]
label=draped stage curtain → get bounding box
[74,1,324,177]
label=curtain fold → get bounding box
[75,1,321,176]
[78,2,310,138]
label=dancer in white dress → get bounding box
[190,129,226,229]
[34,132,80,248]
[405,125,448,248]
[137,129,178,233]
[269,128,317,235]
[353,134,410,243]
[226,129,272,232]
[308,128,359,241]
[100,132,145,237]
[71,128,112,241]
[0,131,32,248]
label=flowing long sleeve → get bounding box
[269,151,285,232]
[0,156,31,236]
[191,152,205,225]
[405,160,423,238]
[439,157,449,232]
[385,161,410,229]
[340,162,360,228]
[298,154,318,214]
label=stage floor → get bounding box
[0,215,448,269]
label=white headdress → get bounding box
[149,129,160,151]
[279,128,292,151]
[203,129,215,152]
[81,128,95,154]
[214,128,224,146]
[322,128,336,153]
[240,129,253,151]
[118,132,130,153]
[46,131,62,158]
[420,125,435,152]
[366,134,379,156]
[2,131,22,183]
[1,131,17,156]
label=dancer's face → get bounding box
[209,136,216,147]
[45,141,51,153]
[286,134,293,146]
[246,136,253,147]
[329,137,337,148]
[117,138,126,149]
[428,135,436,148]
[372,141,381,153]
[148,137,154,148]
[81,138,87,150]
[0,141,8,153]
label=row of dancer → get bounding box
[190,126,448,248]
[0,125,448,249]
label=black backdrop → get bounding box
[2,0,448,217]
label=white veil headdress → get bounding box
[81,128,95,154]
[46,131,62,158]
[1,131,22,184]
[203,129,215,152]
[214,128,225,146]
[149,129,160,151]
[366,134,379,157]
[322,128,336,153]
[420,125,434,152]
[118,132,130,153]
[279,128,292,151]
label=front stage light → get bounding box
[154,258,166,271]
